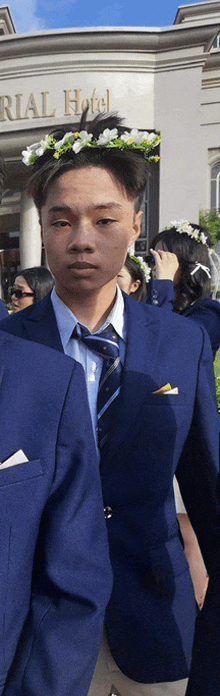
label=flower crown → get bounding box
[21,128,161,167]
[162,220,208,245]
[128,253,151,282]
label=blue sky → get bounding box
[7,0,211,34]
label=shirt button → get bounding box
[104,506,113,519]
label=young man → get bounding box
[1,116,220,696]
[0,154,113,696]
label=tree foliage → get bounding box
[199,210,220,245]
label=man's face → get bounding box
[41,166,142,299]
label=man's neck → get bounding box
[55,281,118,332]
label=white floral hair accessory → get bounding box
[162,220,208,245]
[128,252,151,282]
[21,128,161,166]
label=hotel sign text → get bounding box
[0,89,112,122]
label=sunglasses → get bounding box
[8,286,35,300]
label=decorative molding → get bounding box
[0,52,209,80]
[0,6,16,35]
[208,148,220,164]
[175,2,220,25]
[202,76,220,89]
[0,23,219,60]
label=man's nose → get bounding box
[67,221,95,252]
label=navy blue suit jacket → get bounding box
[0,301,8,320]
[147,278,220,358]
[0,331,112,696]
[0,291,219,691]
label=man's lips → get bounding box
[68,262,97,269]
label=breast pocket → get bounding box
[147,393,187,407]
[0,459,43,487]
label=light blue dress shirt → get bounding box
[51,287,126,444]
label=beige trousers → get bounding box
[87,633,188,696]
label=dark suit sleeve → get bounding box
[176,327,219,573]
[185,300,220,358]
[146,279,175,308]
[3,362,112,696]
[0,301,8,319]
[175,329,220,694]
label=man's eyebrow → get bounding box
[48,205,72,214]
[93,203,123,211]
[48,203,123,214]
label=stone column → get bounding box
[19,191,42,269]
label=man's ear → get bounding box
[130,210,143,245]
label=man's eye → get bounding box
[51,220,70,228]
[97,218,115,226]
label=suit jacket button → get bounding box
[104,506,113,519]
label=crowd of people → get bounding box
[0,110,219,696]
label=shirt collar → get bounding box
[51,285,125,351]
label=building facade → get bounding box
[0,1,220,298]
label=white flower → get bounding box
[21,148,33,165]
[36,134,53,155]
[128,243,135,256]
[54,132,74,150]
[97,128,118,145]
[121,131,134,143]
[72,131,92,153]
[136,256,151,282]
[146,132,158,144]
[200,232,208,245]
[191,230,199,241]
[28,141,42,153]
[129,129,142,143]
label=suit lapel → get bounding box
[21,293,63,352]
[102,295,162,459]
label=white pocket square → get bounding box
[166,387,179,394]
[0,449,29,470]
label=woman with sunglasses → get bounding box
[9,266,54,313]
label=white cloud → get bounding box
[8,0,45,33]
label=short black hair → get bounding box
[14,266,54,303]
[0,152,6,204]
[27,112,150,213]
[151,224,211,313]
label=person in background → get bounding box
[0,151,112,696]
[0,114,219,696]
[117,253,147,301]
[9,266,54,313]
[148,221,220,609]
[148,221,220,358]
[0,154,9,319]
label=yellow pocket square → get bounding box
[153,383,178,395]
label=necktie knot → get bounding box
[72,324,120,362]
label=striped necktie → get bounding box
[72,323,121,448]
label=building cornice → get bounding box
[0,22,219,59]
[175,2,220,25]
[0,5,16,35]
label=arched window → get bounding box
[211,162,220,212]
[213,35,220,49]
